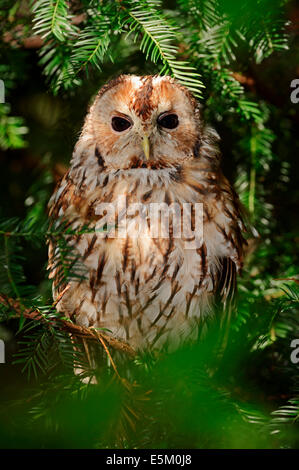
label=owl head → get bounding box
[77,75,202,171]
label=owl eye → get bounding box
[111,116,132,132]
[157,113,179,130]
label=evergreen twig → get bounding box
[0,293,136,358]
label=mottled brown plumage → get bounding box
[48,75,246,350]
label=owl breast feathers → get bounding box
[48,75,246,350]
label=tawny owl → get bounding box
[48,75,246,351]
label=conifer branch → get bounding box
[0,293,136,358]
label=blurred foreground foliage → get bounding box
[0,0,299,449]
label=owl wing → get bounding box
[47,171,84,299]
[216,257,237,309]
[212,174,247,339]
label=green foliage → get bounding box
[0,104,28,150]
[30,0,204,96]
[122,1,204,95]
[0,218,35,305]
[32,0,77,42]
[13,310,87,380]
[71,24,111,72]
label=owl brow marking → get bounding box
[133,76,154,119]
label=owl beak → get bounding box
[142,134,150,161]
